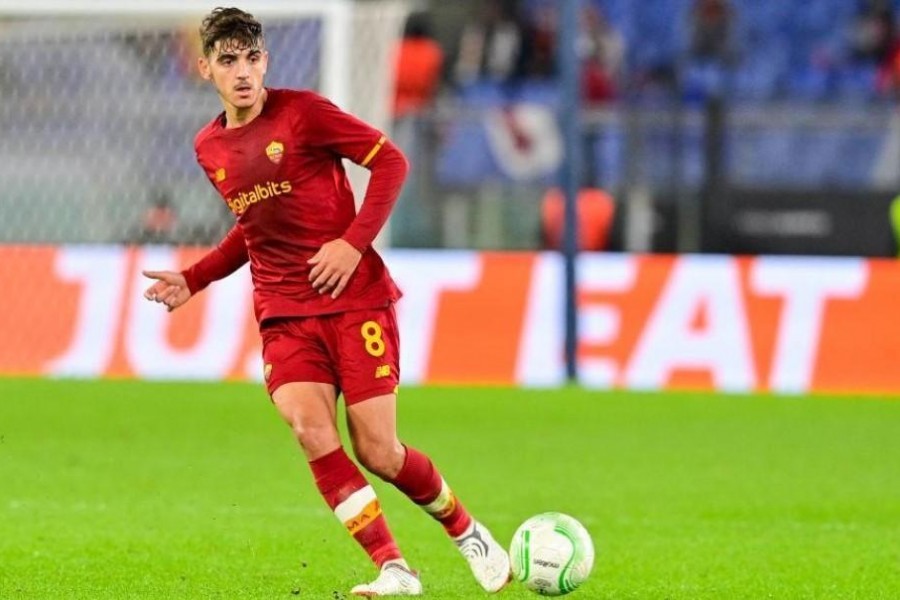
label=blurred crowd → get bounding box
[5,0,900,250]
[393,0,625,117]
[384,0,900,252]
[392,0,900,119]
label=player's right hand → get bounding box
[142,270,192,312]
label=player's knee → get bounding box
[291,422,340,457]
[354,440,405,480]
[272,394,339,456]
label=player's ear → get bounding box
[197,56,212,81]
[261,50,269,77]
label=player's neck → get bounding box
[223,88,268,129]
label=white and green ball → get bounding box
[509,512,595,596]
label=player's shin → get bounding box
[387,445,472,538]
[309,447,403,567]
[388,446,511,592]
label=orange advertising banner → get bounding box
[1,246,898,394]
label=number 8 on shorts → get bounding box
[361,320,386,357]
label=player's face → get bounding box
[199,40,268,110]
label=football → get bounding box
[509,512,595,596]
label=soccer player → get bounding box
[142,7,510,597]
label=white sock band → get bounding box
[422,477,457,519]
[334,485,381,534]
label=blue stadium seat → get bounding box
[434,0,895,189]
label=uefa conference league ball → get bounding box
[509,512,595,596]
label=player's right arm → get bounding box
[142,223,248,311]
[299,93,409,298]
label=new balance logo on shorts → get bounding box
[375,365,391,379]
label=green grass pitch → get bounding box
[1,379,899,599]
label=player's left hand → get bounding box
[142,270,192,312]
[307,238,362,299]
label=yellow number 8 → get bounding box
[361,321,386,357]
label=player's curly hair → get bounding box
[199,7,264,56]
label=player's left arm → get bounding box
[143,224,248,311]
[303,95,409,298]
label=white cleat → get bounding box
[350,560,423,597]
[455,520,512,593]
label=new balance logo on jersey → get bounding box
[226,180,292,215]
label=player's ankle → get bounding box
[450,515,475,540]
[382,558,410,571]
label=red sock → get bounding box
[389,446,473,538]
[309,447,402,567]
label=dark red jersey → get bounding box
[183,89,407,322]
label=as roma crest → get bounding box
[266,141,284,164]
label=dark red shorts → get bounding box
[259,306,400,405]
